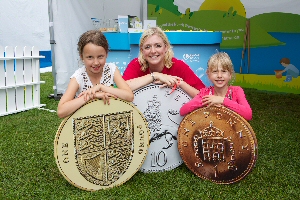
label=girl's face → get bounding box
[81,43,107,74]
[208,62,232,89]
[141,34,168,69]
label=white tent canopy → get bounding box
[0,1,50,50]
[49,0,146,97]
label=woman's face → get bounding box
[141,34,168,69]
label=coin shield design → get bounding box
[133,84,191,172]
[178,106,258,184]
[73,111,133,186]
[54,99,150,190]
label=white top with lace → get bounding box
[70,63,117,97]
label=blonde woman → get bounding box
[123,27,205,98]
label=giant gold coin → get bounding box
[178,106,258,184]
[54,99,150,190]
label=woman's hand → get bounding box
[202,95,224,107]
[154,73,182,87]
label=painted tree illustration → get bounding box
[180,8,194,19]
[223,6,237,18]
[155,5,163,14]
[150,5,162,15]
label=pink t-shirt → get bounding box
[123,57,205,90]
[180,86,252,120]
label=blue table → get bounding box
[104,31,222,86]
[103,33,130,74]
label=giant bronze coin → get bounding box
[54,99,150,190]
[133,84,191,172]
[178,106,258,184]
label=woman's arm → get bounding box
[57,78,87,118]
[126,72,187,92]
[172,59,204,97]
[176,59,206,91]
[123,58,193,91]
[123,58,153,91]
[125,74,155,91]
[223,87,252,120]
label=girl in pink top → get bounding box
[180,52,252,120]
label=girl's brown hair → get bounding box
[77,30,109,59]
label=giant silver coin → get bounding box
[133,84,191,172]
[54,99,150,190]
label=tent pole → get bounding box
[141,0,147,22]
[48,0,59,99]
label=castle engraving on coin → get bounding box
[178,106,258,184]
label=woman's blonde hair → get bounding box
[207,52,236,85]
[138,27,174,72]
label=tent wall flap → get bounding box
[48,0,146,96]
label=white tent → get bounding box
[0,1,50,50]
[48,0,146,98]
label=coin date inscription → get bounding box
[61,143,69,163]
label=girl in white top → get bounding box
[57,30,133,118]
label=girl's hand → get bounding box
[77,90,94,101]
[202,95,224,107]
[94,92,118,105]
[78,84,102,101]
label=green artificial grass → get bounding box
[1,72,299,199]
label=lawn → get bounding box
[1,72,299,199]
[234,73,300,94]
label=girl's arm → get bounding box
[79,68,134,104]
[110,68,134,102]
[87,68,134,102]
[180,90,205,116]
[223,87,252,120]
[178,80,200,98]
[57,78,87,118]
